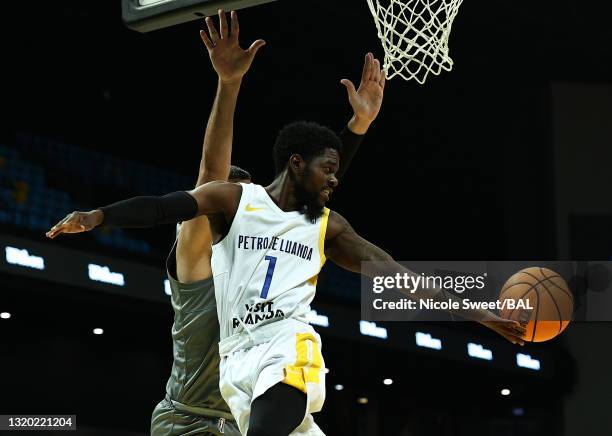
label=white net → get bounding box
[366,0,464,83]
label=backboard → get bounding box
[122,0,279,32]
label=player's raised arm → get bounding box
[324,211,527,345]
[45,181,241,239]
[337,52,386,180]
[178,10,263,282]
[197,10,264,184]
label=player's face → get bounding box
[302,148,340,208]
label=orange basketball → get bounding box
[499,267,574,342]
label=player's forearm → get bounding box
[197,79,241,186]
[337,125,365,180]
[98,192,198,228]
[338,244,493,322]
[369,261,497,323]
[349,240,496,322]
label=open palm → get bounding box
[200,10,265,84]
[341,53,386,123]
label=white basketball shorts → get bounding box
[218,318,327,435]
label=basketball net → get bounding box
[366,0,464,84]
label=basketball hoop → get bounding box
[366,0,464,84]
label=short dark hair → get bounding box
[272,121,342,175]
[228,165,251,181]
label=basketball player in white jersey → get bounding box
[46,40,525,436]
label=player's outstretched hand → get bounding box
[341,52,386,125]
[45,210,102,239]
[481,315,527,346]
[200,10,265,84]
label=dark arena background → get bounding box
[2,1,612,435]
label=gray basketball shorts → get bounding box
[151,398,240,436]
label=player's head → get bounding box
[228,165,252,184]
[272,121,341,220]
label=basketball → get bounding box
[499,267,574,342]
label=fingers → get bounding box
[361,52,372,84]
[502,321,526,346]
[199,29,213,51]
[45,212,86,239]
[230,10,239,41]
[205,16,220,44]
[218,9,228,39]
[359,52,385,88]
[502,320,526,336]
[500,328,525,346]
[46,214,70,238]
[486,319,527,346]
[509,320,527,336]
[246,39,266,59]
[340,79,357,99]
[372,58,381,83]
[46,221,68,239]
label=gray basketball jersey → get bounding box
[163,241,233,419]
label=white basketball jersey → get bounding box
[211,183,329,341]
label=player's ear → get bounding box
[289,154,305,175]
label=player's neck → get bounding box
[265,172,302,212]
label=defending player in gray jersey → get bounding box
[150,10,263,436]
[151,248,235,435]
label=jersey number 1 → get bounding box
[260,255,277,299]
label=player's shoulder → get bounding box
[192,180,244,197]
[188,180,245,216]
[206,180,244,190]
[325,210,352,240]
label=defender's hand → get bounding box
[341,52,386,126]
[200,10,265,84]
[481,315,527,346]
[46,210,103,239]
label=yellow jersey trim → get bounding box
[318,208,330,268]
[308,208,330,286]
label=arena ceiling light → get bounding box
[357,397,369,404]
[1,312,11,319]
[500,388,511,396]
[383,379,393,386]
[93,328,104,335]
[334,384,344,391]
